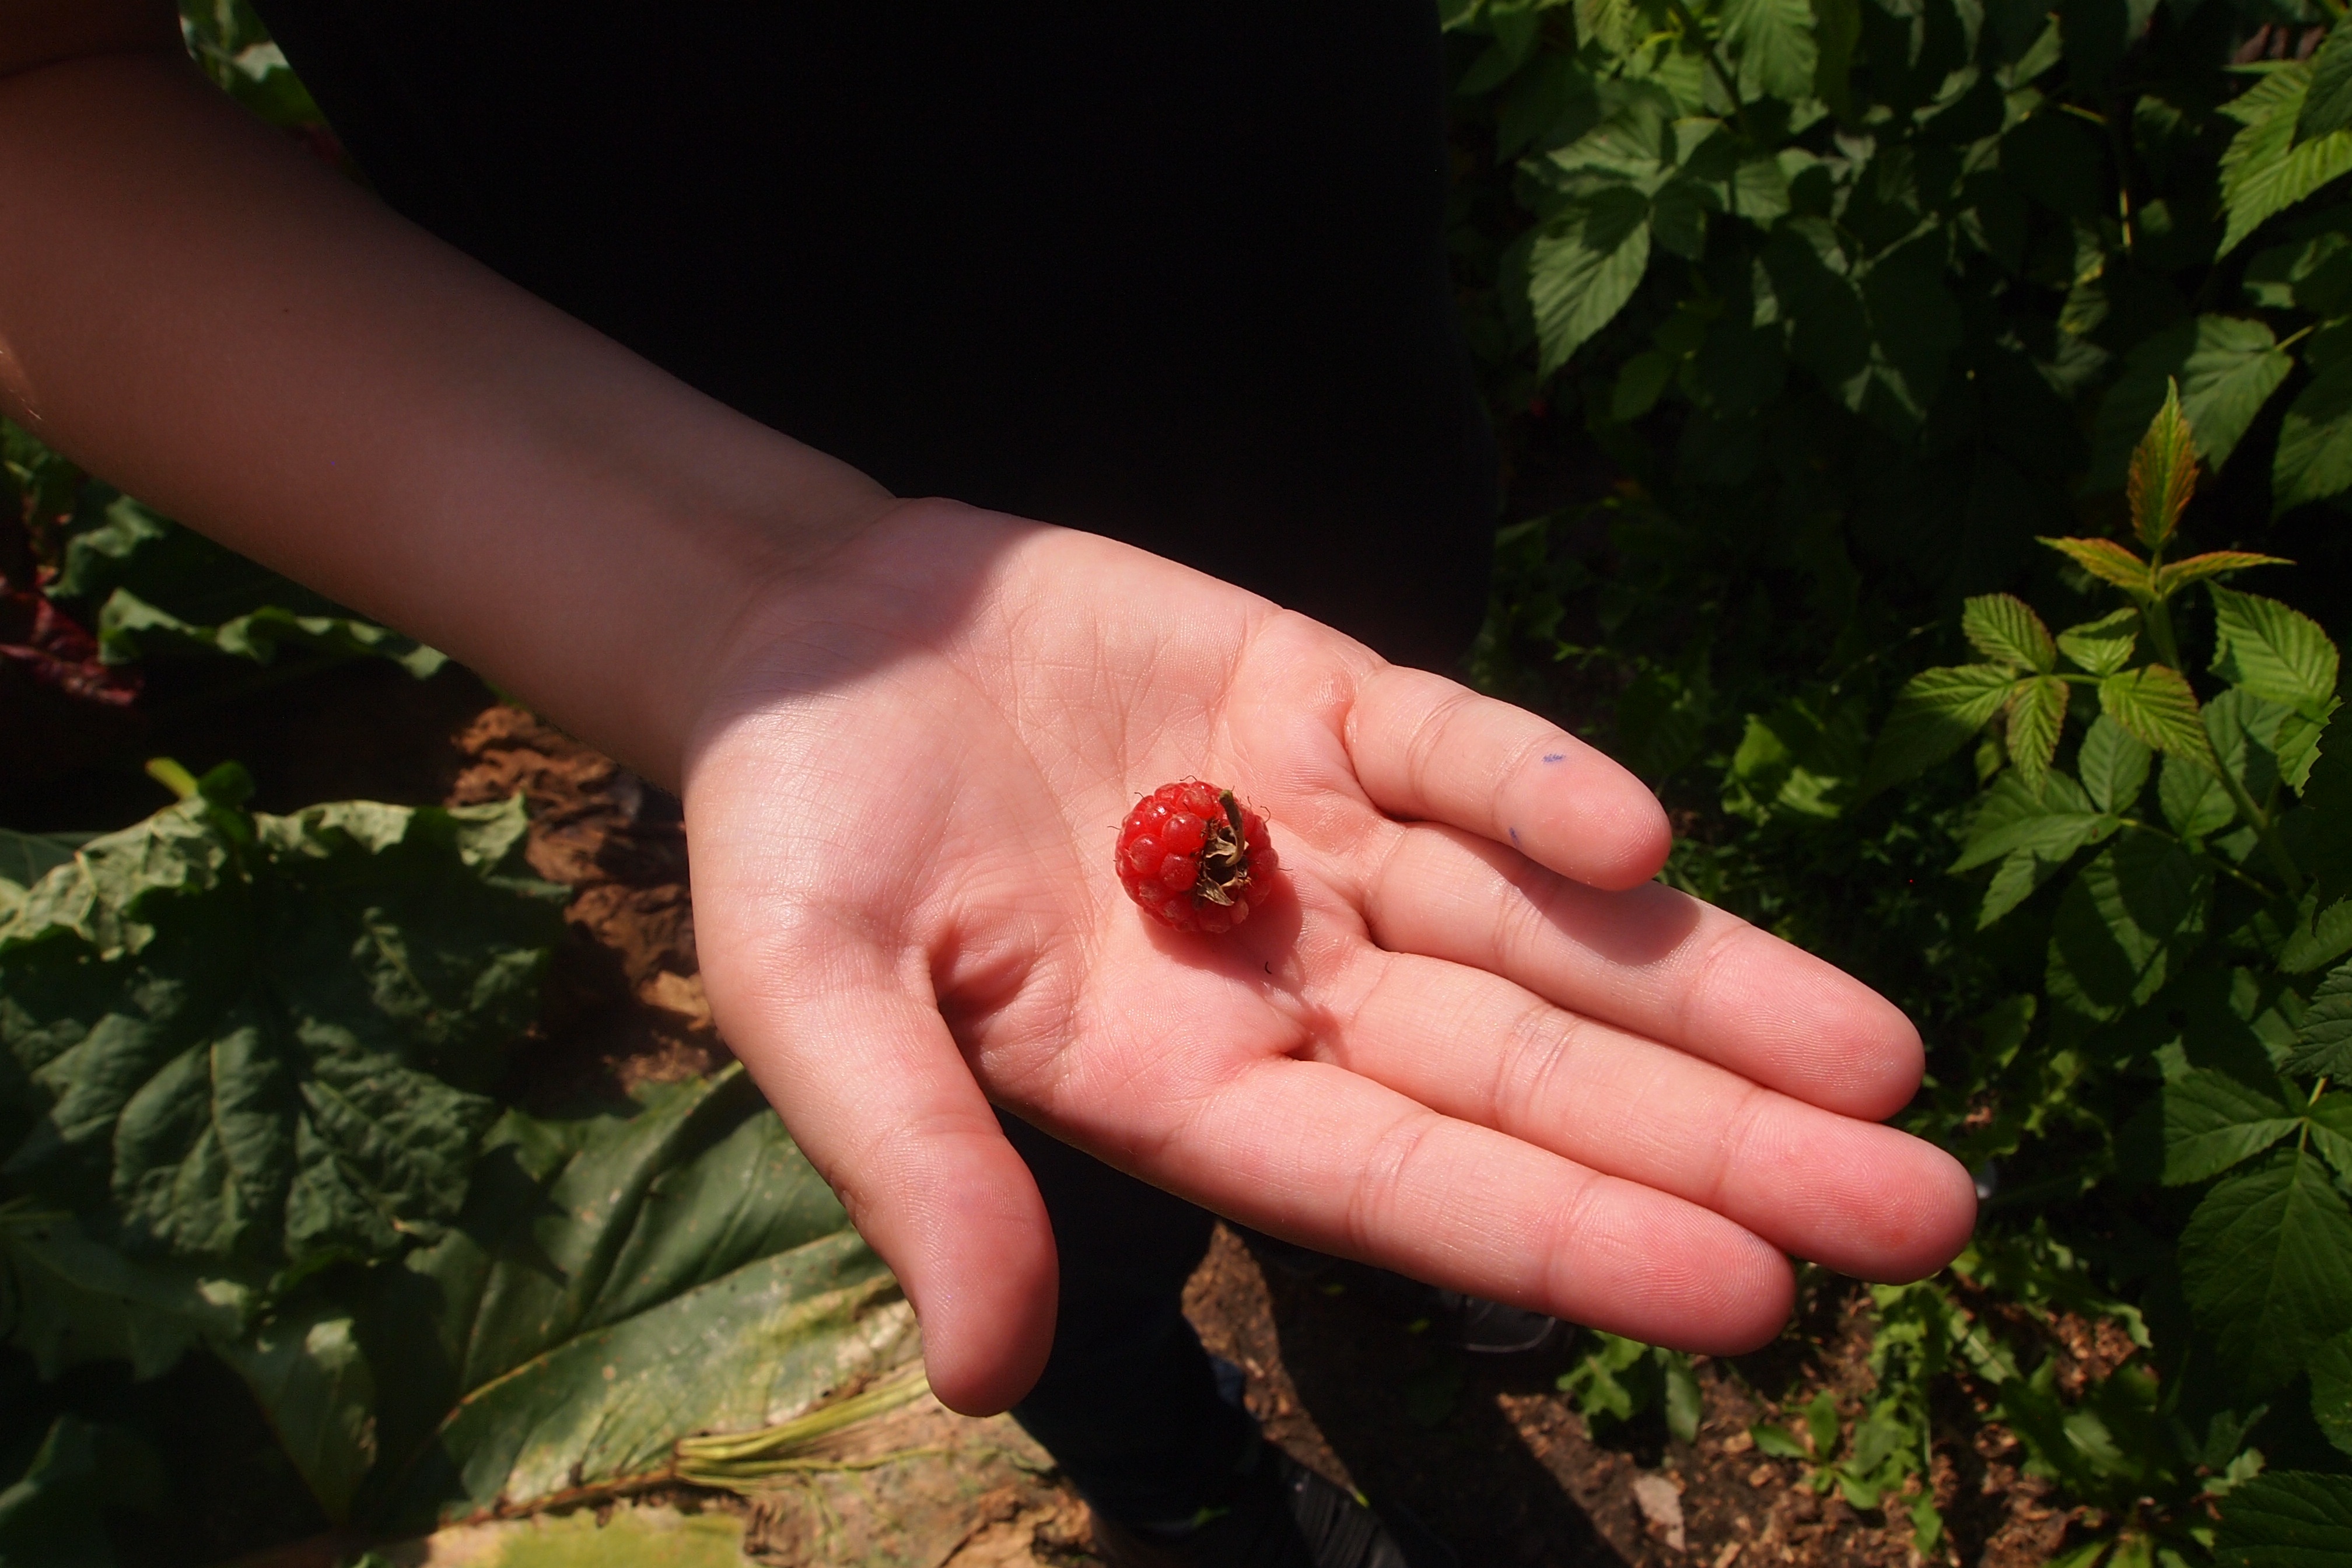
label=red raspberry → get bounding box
[1115,781,1278,935]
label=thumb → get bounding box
[709,940,1058,1415]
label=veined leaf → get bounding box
[2154,551,2293,598]
[1577,0,1647,54]
[2088,317,2299,489]
[2314,1095,2352,1186]
[2220,64,2352,257]
[2299,22,2352,144]
[1721,0,1817,103]
[2211,584,2342,719]
[2286,958,2352,1079]
[2180,1146,2352,1394]
[1862,664,2020,794]
[0,831,85,895]
[2276,362,2352,516]
[2159,1070,2302,1185]
[1981,849,2069,928]
[1964,593,2057,672]
[2046,834,2211,1022]
[0,1208,246,1381]
[2006,676,2069,793]
[2059,610,2143,677]
[2078,716,2152,813]
[1528,187,1653,377]
[2162,752,2237,839]
[0,791,565,1268]
[2127,379,2198,554]
[2101,665,2219,772]
[1954,772,2116,873]
[2313,1329,2352,1460]
[215,1305,377,1525]
[2041,536,2154,596]
[2214,1470,2352,1566]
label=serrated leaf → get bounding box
[1862,664,2021,794]
[2300,22,2352,144]
[2312,1330,2352,1460]
[1529,187,1653,377]
[2211,584,2342,719]
[2128,379,2199,553]
[2006,676,2069,792]
[215,1305,376,1524]
[352,1069,917,1531]
[2159,1070,2301,1184]
[2162,752,2237,839]
[1577,0,1647,54]
[2180,1147,2352,1394]
[1722,0,1817,103]
[2276,361,2352,516]
[1955,773,2116,872]
[2042,536,2155,596]
[2101,665,2219,772]
[2059,610,2143,677]
[2313,1095,2352,1186]
[2046,834,2211,1021]
[2153,551,2294,600]
[2088,317,2300,489]
[1982,848,2070,927]
[97,590,447,680]
[1964,593,2058,672]
[2214,1470,2352,1566]
[0,793,565,1268]
[2220,64,2352,257]
[2286,959,2352,1078]
[2079,716,2153,813]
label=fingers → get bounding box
[1151,1056,1796,1352]
[702,935,1059,1415]
[1320,950,1978,1282]
[1358,825,1926,1121]
[1345,664,1670,891]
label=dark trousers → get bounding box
[998,1111,1256,1525]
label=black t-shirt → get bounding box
[252,2,1497,668]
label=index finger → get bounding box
[1345,664,1670,891]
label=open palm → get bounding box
[682,500,1977,1415]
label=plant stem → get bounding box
[1665,0,1757,140]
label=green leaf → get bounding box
[1661,1348,1703,1444]
[0,793,565,1268]
[2158,1070,2301,1185]
[2214,1471,2352,1566]
[2161,752,2236,839]
[2296,22,2352,145]
[1722,0,1817,103]
[1811,0,1859,113]
[2312,1329,2352,1459]
[2101,665,2218,772]
[2220,64,2352,257]
[216,1305,377,1525]
[2286,959,2352,1078]
[2059,610,2143,677]
[2078,716,2152,814]
[2275,361,2352,516]
[353,1068,917,1531]
[1751,1421,1810,1458]
[2211,585,2342,720]
[2128,379,2198,554]
[1862,664,2020,794]
[2007,676,2069,793]
[1528,187,1653,377]
[1577,0,1648,54]
[0,1208,246,1380]
[2179,1146,2352,1394]
[0,832,84,895]
[2042,536,2155,596]
[1981,848,2070,928]
[2046,834,2211,1022]
[1612,349,1676,420]
[1964,593,2057,672]
[1954,771,2117,874]
[2313,1094,2352,1186]
[0,1418,117,1568]
[2152,551,2294,599]
[2088,317,2298,490]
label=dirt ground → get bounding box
[429,700,2090,1568]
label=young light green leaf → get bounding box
[2127,379,2198,554]
[2211,584,2342,720]
[2006,677,2068,793]
[1964,593,2057,672]
[2079,716,2153,813]
[2042,536,2155,596]
[2275,362,2352,516]
[2220,63,2352,257]
[2087,317,2299,488]
[1528,187,1653,377]
[2313,1329,2352,1460]
[1861,664,2021,794]
[215,1306,377,1524]
[1661,1348,1703,1444]
[1721,0,1818,103]
[2159,1070,2302,1185]
[2180,1146,2352,1394]
[2101,664,2220,772]
[2059,610,2143,677]
[2046,834,2211,1021]
[2213,1470,2352,1566]
[2152,550,2294,598]
[2294,22,2352,146]
[2286,958,2352,1079]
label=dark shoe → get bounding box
[1241,1231,1566,1356]
[1088,1443,1456,1568]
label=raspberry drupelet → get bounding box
[1115,781,1278,934]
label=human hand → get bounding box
[682,501,1978,1416]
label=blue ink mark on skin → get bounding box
[1509,827,1521,844]
[1542,752,1566,763]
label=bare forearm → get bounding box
[0,49,891,781]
